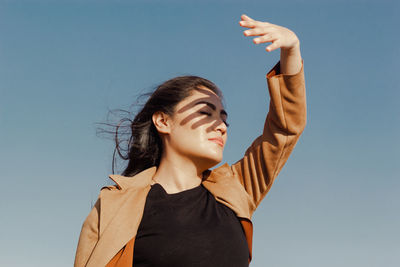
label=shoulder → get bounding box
[211,162,232,175]
[203,162,235,183]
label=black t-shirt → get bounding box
[132,182,249,267]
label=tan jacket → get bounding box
[74,60,306,267]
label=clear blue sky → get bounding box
[1,1,399,266]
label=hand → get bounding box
[239,14,300,52]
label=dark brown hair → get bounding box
[96,75,223,177]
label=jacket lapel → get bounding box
[202,163,256,219]
[86,168,156,267]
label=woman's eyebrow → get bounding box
[194,100,228,117]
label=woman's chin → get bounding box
[189,150,224,170]
[200,155,223,169]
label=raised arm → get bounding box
[229,14,307,213]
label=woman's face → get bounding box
[157,86,228,169]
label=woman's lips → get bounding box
[208,138,224,147]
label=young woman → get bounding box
[74,14,306,267]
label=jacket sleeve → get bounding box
[230,59,307,213]
[74,197,101,267]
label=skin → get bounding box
[151,14,303,194]
[151,86,228,193]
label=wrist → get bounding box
[281,40,300,54]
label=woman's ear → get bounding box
[152,111,171,134]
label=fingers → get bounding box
[266,40,281,52]
[239,20,270,29]
[253,33,276,44]
[239,15,272,30]
[239,14,262,29]
[241,14,254,21]
[239,20,256,28]
[243,26,272,36]
[239,14,281,52]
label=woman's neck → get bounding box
[151,155,205,194]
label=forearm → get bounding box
[280,41,302,75]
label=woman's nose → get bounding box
[215,118,227,134]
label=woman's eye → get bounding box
[199,111,212,116]
[200,111,229,127]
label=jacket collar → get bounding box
[107,163,232,190]
[108,166,157,190]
